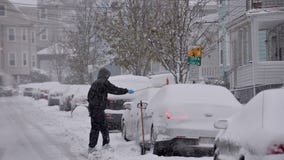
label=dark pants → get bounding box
[89,111,109,148]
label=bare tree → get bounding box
[49,42,68,82]
[98,0,156,76]
[65,0,104,84]
[148,0,218,83]
[98,0,218,82]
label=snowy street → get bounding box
[0,96,212,160]
[0,97,77,160]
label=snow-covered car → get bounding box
[48,92,63,106]
[0,86,14,97]
[138,84,242,157]
[213,88,284,160]
[106,75,153,131]
[105,98,131,132]
[70,85,90,113]
[59,85,79,111]
[48,84,71,106]
[121,87,161,141]
[23,87,34,97]
[32,88,49,100]
[0,72,16,97]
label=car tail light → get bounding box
[267,144,284,155]
[165,111,188,120]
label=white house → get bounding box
[225,0,284,103]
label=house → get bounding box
[224,0,284,103]
[0,0,37,83]
[37,43,69,81]
[36,0,67,51]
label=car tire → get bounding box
[121,122,129,141]
[239,155,245,160]
[213,154,219,160]
[150,125,156,146]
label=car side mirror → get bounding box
[214,120,228,129]
[123,102,133,110]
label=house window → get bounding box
[22,28,27,41]
[264,23,284,61]
[9,53,16,66]
[40,8,47,19]
[259,30,267,61]
[32,55,36,67]
[242,28,249,64]
[8,28,15,41]
[0,5,5,16]
[23,53,27,66]
[220,50,224,65]
[40,28,48,40]
[31,31,35,43]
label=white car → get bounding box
[47,85,69,106]
[214,88,284,160]
[59,85,82,111]
[121,87,161,141]
[70,85,90,115]
[127,84,242,157]
[105,75,152,131]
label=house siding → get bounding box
[255,62,284,85]
[227,0,246,22]
[227,0,284,103]
[0,0,36,83]
[236,64,253,88]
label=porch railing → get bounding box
[247,0,284,9]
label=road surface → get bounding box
[0,97,78,160]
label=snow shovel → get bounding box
[137,100,148,155]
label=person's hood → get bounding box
[97,68,111,79]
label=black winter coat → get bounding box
[87,68,128,117]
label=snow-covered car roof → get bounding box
[149,84,241,108]
[149,73,175,87]
[220,88,284,152]
[108,75,152,100]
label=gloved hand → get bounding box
[128,89,135,94]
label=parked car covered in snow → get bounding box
[214,88,284,160]
[105,75,153,131]
[0,86,14,97]
[59,85,81,111]
[48,92,63,106]
[121,87,161,141]
[23,87,34,97]
[129,84,242,157]
[0,72,15,97]
[70,85,90,114]
[32,88,49,100]
[47,85,69,106]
